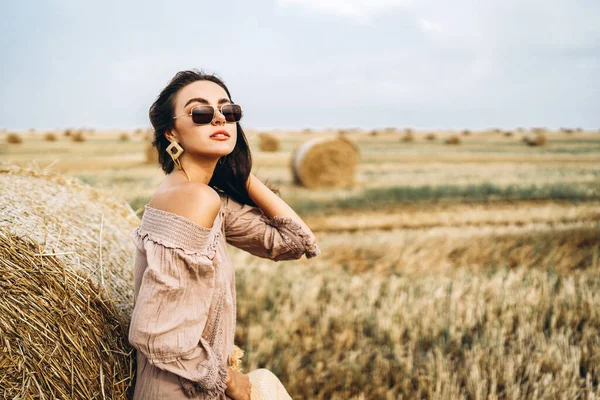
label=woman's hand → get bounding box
[225,369,252,400]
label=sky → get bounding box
[1,0,599,131]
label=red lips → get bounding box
[210,130,230,138]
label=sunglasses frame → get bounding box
[173,104,243,125]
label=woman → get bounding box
[128,70,321,399]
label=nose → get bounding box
[212,106,226,125]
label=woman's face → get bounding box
[170,80,238,159]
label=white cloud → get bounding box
[276,0,414,24]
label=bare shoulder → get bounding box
[148,182,222,229]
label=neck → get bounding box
[176,154,219,184]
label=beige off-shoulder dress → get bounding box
[128,191,321,400]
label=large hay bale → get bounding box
[44,132,58,141]
[560,127,574,135]
[71,130,86,142]
[0,163,138,399]
[258,133,280,152]
[291,137,359,189]
[425,133,437,141]
[445,135,461,145]
[6,133,22,144]
[523,132,547,146]
[119,132,130,142]
[145,141,158,164]
[401,129,415,142]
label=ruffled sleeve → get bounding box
[128,205,228,398]
[221,193,321,261]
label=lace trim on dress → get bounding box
[203,286,227,348]
[259,214,322,259]
[178,353,229,398]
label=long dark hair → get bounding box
[148,69,278,207]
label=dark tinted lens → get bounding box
[191,106,215,124]
[221,104,242,122]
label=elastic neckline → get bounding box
[136,204,225,254]
[143,204,223,233]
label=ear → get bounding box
[164,129,177,142]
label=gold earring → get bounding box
[166,141,184,170]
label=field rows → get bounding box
[304,200,600,233]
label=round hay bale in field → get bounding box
[425,133,436,141]
[71,130,86,142]
[258,133,280,152]
[503,131,514,137]
[119,132,130,142]
[401,129,415,142]
[0,163,139,399]
[44,131,58,141]
[145,140,159,164]
[560,127,574,135]
[445,135,461,145]
[523,132,547,146]
[291,137,359,188]
[6,133,22,144]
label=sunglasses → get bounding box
[173,104,243,125]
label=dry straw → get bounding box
[401,129,415,142]
[445,135,461,145]
[560,127,575,135]
[291,137,360,189]
[0,162,139,399]
[337,133,361,155]
[6,133,23,144]
[71,130,86,142]
[523,131,547,146]
[258,133,280,152]
[228,344,245,373]
[145,140,158,164]
[44,132,58,141]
